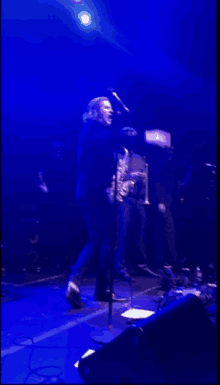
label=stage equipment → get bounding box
[90,97,131,345]
[106,147,130,203]
[108,131,152,320]
[78,11,91,26]
[145,129,171,148]
[69,2,94,31]
[79,294,216,384]
[107,88,130,113]
[143,162,150,204]
[107,149,150,206]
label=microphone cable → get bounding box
[11,336,85,384]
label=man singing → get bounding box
[66,97,127,308]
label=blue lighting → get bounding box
[78,11,92,26]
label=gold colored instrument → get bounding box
[107,148,151,204]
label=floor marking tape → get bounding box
[2,285,160,357]
[2,274,65,287]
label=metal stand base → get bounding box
[90,327,122,344]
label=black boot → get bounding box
[94,289,128,302]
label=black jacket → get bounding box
[75,120,119,204]
[76,121,174,206]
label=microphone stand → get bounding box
[204,163,217,283]
[90,106,130,344]
[119,130,157,321]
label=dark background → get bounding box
[1,0,216,277]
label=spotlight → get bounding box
[78,11,92,26]
[71,0,83,4]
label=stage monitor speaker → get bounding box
[78,294,216,384]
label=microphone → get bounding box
[107,88,130,113]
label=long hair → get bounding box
[82,96,109,123]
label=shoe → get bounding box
[115,270,134,282]
[94,290,128,302]
[136,266,161,278]
[65,281,84,309]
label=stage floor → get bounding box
[1,273,216,384]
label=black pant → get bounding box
[155,204,178,268]
[174,200,216,275]
[115,196,148,273]
[70,203,117,293]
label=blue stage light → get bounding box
[78,11,91,26]
[71,0,83,4]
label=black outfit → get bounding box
[114,129,164,278]
[173,161,216,279]
[151,145,178,269]
[114,132,178,274]
[70,120,119,295]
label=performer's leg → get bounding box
[67,204,127,306]
[135,200,147,267]
[69,207,103,281]
[135,200,160,278]
[95,208,115,294]
[114,197,131,280]
[95,204,128,301]
[162,205,190,275]
[162,206,178,266]
[66,206,103,307]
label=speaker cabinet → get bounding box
[78,294,216,384]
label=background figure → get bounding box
[171,146,194,269]
[156,149,178,269]
[37,141,75,274]
[66,96,127,308]
[146,142,180,273]
[114,127,160,281]
[172,147,217,282]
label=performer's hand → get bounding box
[39,182,49,193]
[158,203,166,213]
[38,171,48,193]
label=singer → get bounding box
[66,96,127,308]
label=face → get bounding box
[99,100,113,126]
